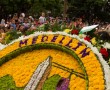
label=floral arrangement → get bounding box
[0,32,110,90]
[0,44,87,89]
[78,33,110,63]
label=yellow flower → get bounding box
[91,37,97,45]
[63,29,71,33]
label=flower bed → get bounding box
[0,32,110,90]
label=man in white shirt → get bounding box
[0,19,5,26]
[39,12,46,24]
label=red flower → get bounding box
[100,48,109,58]
[84,36,91,42]
[71,30,79,35]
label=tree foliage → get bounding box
[0,0,110,22]
[67,0,110,22]
[28,0,63,17]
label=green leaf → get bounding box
[42,74,61,90]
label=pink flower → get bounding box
[56,78,70,90]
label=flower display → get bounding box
[0,49,85,89]
[0,32,110,90]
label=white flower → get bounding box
[100,40,103,42]
[0,43,7,50]
[104,42,110,49]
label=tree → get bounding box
[67,0,110,22]
[28,0,63,17]
[0,0,109,22]
[0,0,31,20]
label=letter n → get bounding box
[80,48,90,58]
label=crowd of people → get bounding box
[0,12,110,44]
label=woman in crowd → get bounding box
[0,27,6,43]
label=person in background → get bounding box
[0,19,5,26]
[29,16,34,22]
[39,12,46,24]
[105,24,110,35]
[30,21,37,31]
[18,14,24,24]
[10,19,16,30]
[35,19,40,26]
[68,18,80,30]
[21,13,25,18]
[23,18,30,29]
[18,25,27,36]
[0,26,6,43]
[12,13,18,24]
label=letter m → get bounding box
[19,39,28,47]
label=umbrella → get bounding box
[79,25,98,34]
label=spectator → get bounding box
[23,18,30,29]
[105,24,110,35]
[0,19,5,26]
[19,25,27,36]
[39,12,46,24]
[10,20,16,30]
[98,31,110,41]
[0,26,6,43]
[18,14,24,24]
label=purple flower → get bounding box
[56,78,70,90]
